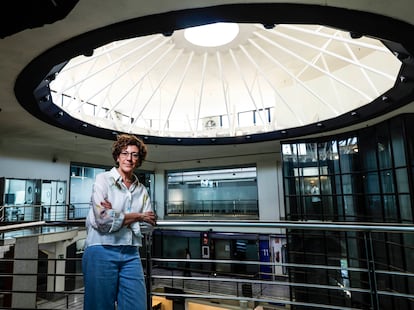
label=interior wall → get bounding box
[0,155,69,181]
[0,155,70,205]
[257,157,280,221]
[0,150,284,226]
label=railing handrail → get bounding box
[156,220,414,232]
[1,220,414,309]
[0,220,46,232]
[2,220,414,233]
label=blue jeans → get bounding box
[82,245,146,310]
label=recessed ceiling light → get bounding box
[184,22,239,47]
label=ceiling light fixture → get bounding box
[184,22,239,47]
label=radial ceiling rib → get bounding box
[250,71,270,129]
[251,72,265,108]
[65,57,99,112]
[216,51,232,134]
[320,55,343,111]
[249,36,341,118]
[307,30,345,112]
[97,40,173,120]
[127,44,178,127]
[61,36,162,97]
[125,78,145,128]
[94,53,126,118]
[60,39,138,73]
[238,44,305,126]
[270,94,280,129]
[252,31,372,108]
[342,40,381,97]
[130,49,184,133]
[82,37,172,111]
[162,51,195,134]
[269,27,395,81]
[295,28,338,79]
[229,48,266,126]
[278,24,390,53]
[195,53,208,133]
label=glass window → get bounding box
[284,177,296,196]
[334,175,342,195]
[403,233,414,272]
[282,143,294,157]
[406,119,414,166]
[399,195,413,222]
[380,170,395,194]
[238,110,254,127]
[341,174,362,195]
[365,195,383,221]
[284,195,295,220]
[320,176,332,195]
[322,195,334,220]
[299,142,317,163]
[395,168,409,193]
[363,172,380,194]
[343,195,357,219]
[390,119,406,168]
[281,115,414,308]
[166,166,258,218]
[4,179,26,205]
[335,196,344,220]
[338,137,359,173]
[282,115,413,224]
[254,108,270,125]
[318,141,338,162]
[70,164,108,219]
[376,123,392,169]
[359,127,378,171]
[383,194,397,222]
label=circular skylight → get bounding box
[184,23,239,47]
[47,23,401,140]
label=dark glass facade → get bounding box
[282,114,414,309]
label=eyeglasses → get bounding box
[120,151,139,159]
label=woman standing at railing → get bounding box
[82,134,157,310]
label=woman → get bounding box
[82,134,156,310]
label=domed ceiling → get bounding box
[49,23,400,139]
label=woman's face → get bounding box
[117,145,139,174]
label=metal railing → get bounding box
[0,220,414,309]
[0,204,83,222]
[1,201,260,222]
[165,199,259,217]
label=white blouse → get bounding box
[85,167,153,248]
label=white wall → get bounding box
[0,156,70,181]
[1,149,284,225]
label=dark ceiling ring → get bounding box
[14,3,414,145]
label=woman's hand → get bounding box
[98,199,113,219]
[101,199,112,209]
[123,210,157,227]
[141,211,157,226]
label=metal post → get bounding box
[145,232,153,310]
[364,231,379,310]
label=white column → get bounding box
[12,236,38,308]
